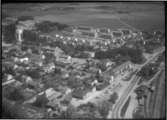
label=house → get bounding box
[77,26,92,32]
[2,79,16,86]
[54,47,64,57]
[19,57,29,64]
[45,88,63,107]
[119,29,132,39]
[80,31,95,38]
[83,51,95,58]
[98,33,112,40]
[98,28,111,34]
[2,78,23,87]
[43,62,55,73]
[45,88,62,100]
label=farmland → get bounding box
[2,2,164,31]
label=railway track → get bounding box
[107,47,164,119]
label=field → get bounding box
[2,2,165,32]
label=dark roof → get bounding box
[78,26,91,31]
[81,31,95,37]
[63,27,73,33]
[121,29,130,35]
[98,34,112,40]
[99,28,109,33]
[112,32,122,37]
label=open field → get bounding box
[3,2,164,31]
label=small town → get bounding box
[2,2,165,119]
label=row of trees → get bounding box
[35,21,69,33]
[95,47,145,64]
[2,15,34,44]
[137,63,159,80]
[2,22,17,44]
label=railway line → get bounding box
[107,47,164,119]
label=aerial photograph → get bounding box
[2,2,165,119]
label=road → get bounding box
[110,75,141,118]
[107,47,164,119]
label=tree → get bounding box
[132,106,144,118]
[35,21,69,33]
[61,105,76,118]
[72,88,85,99]
[108,92,118,104]
[22,30,40,45]
[7,87,24,101]
[67,78,83,89]
[26,69,41,79]
[2,12,9,20]
[97,101,110,118]
[2,22,17,43]
[78,102,96,112]
[95,47,145,64]
[134,85,148,100]
[137,63,158,80]
[32,93,49,108]
[17,16,34,22]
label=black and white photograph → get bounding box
[2,2,166,119]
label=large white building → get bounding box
[16,20,35,43]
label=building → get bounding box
[43,62,55,73]
[45,88,63,107]
[16,20,36,43]
[83,51,95,58]
[45,88,62,100]
[18,20,35,30]
[77,26,93,32]
[98,33,112,40]
[98,28,111,34]
[118,29,132,38]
